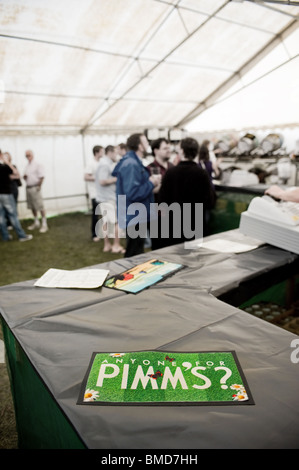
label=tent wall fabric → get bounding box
[0,134,86,219]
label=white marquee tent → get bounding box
[0,0,298,217]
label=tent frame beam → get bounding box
[246,1,299,7]
[80,0,231,134]
[176,18,298,127]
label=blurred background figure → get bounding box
[158,137,216,248]
[147,138,173,250]
[0,150,32,242]
[24,150,48,233]
[147,138,173,179]
[112,133,161,257]
[84,145,104,241]
[3,152,22,229]
[199,140,221,182]
[116,143,127,161]
[95,145,125,254]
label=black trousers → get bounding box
[125,223,148,258]
[91,198,98,238]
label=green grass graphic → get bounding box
[81,351,249,405]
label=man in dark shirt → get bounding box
[0,150,32,242]
[147,138,174,251]
[147,138,173,179]
[157,137,215,248]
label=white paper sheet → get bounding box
[201,238,261,253]
[34,268,110,289]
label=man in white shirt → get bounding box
[95,145,124,253]
[84,145,104,241]
[24,150,48,233]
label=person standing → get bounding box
[4,152,21,206]
[112,133,161,257]
[4,152,22,228]
[147,138,173,179]
[158,137,215,248]
[116,143,127,161]
[199,140,220,181]
[84,145,104,241]
[0,150,32,242]
[24,150,48,233]
[95,145,124,254]
[147,138,173,250]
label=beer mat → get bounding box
[103,259,184,294]
[77,350,254,406]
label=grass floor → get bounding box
[0,211,126,286]
[0,211,126,449]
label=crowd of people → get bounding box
[86,134,218,258]
[1,134,298,257]
[0,148,48,242]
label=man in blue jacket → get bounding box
[112,133,161,257]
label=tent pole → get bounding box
[81,131,90,213]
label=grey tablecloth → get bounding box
[1,230,299,449]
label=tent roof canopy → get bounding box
[0,0,298,134]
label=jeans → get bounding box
[0,193,27,240]
[125,223,148,258]
[91,198,98,238]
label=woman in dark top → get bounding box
[157,137,215,248]
[199,140,213,180]
[199,140,221,183]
